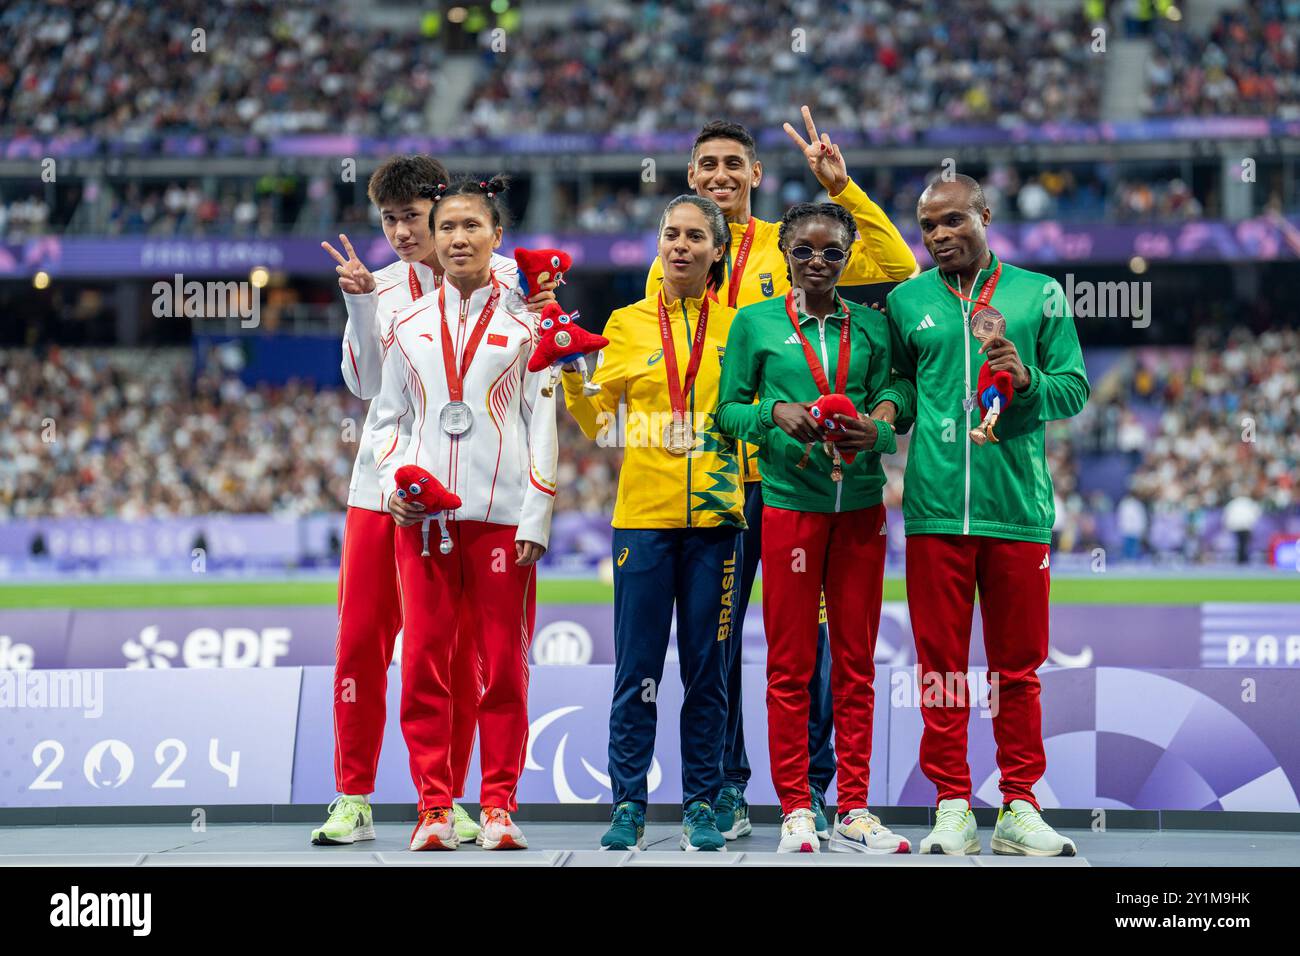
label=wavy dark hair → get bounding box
[657,194,731,293]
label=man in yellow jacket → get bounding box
[646,109,917,840]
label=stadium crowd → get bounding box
[470,1,1103,136]
[3,334,1294,563]
[0,346,617,522]
[3,1,1296,144]
[0,0,434,140]
[1144,2,1300,119]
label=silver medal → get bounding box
[440,400,473,436]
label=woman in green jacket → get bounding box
[716,201,913,855]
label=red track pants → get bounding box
[905,534,1050,809]
[762,504,887,814]
[394,518,536,812]
[333,506,483,798]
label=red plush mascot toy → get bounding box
[798,392,860,481]
[394,464,462,556]
[969,364,1013,445]
[514,247,571,294]
[527,302,608,397]
[513,247,606,396]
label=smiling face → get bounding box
[687,138,761,222]
[380,198,436,263]
[433,195,502,281]
[785,216,851,299]
[658,203,724,295]
[917,180,991,274]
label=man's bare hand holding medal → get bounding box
[977,333,1030,391]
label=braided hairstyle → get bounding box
[777,201,856,285]
[428,174,512,229]
[777,202,856,253]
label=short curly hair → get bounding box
[777,202,857,252]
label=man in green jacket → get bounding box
[716,202,915,853]
[885,175,1089,856]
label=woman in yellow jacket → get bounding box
[563,195,745,852]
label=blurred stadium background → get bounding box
[3,0,1300,843]
[1,0,1298,599]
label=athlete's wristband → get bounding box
[870,418,896,455]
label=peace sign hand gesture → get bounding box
[321,233,376,295]
[783,105,849,197]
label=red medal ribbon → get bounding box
[408,264,424,300]
[784,290,851,396]
[439,282,501,402]
[657,292,711,423]
[939,261,1002,309]
[725,217,757,309]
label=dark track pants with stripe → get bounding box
[608,526,740,809]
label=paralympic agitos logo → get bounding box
[525,705,663,802]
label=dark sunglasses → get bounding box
[789,245,848,264]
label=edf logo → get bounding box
[122,626,292,668]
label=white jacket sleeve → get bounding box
[369,339,414,501]
[341,291,385,400]
[516,338,559,549]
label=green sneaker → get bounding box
[311,794,374,846]
[679,800,726,852]
[714,785,752,840]
[452,803,481,842]
[991,800,1077,857]
[809,784,830,840]
[600,801,646,851]
[920,798,981,855]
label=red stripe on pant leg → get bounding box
[333,507,403,795]
[760,505,831,815]
[822,504,887,812]
[395,520,462,810]
[976,538,1051,809]
[459,522,533,811]
[905,534,980,805]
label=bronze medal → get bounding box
[969,306,1006,343]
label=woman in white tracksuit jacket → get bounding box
[370,176,558,851]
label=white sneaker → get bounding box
[409,807,459,851]
[920,798,980,855]
[476,807,528,850]
[991,799,1077,857]
[830,808,911,854]
[777,807,821,854]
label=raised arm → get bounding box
[783,106,917,284]
[324,234,385,399]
